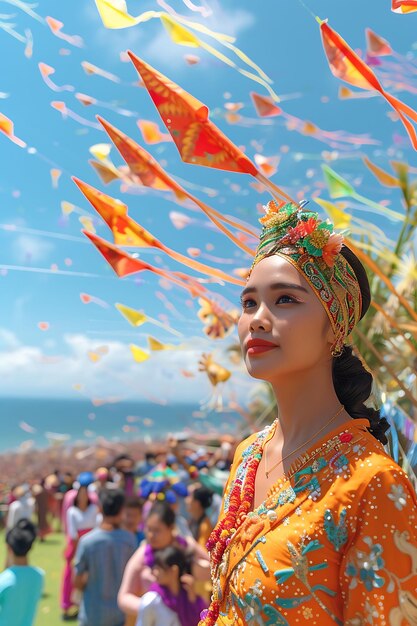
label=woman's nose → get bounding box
[249,305,272,332]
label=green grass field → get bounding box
[0,530,65,626]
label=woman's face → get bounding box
[76,486,89,509]
[185,493,203,520]
[238,255,334,383]
[145,514,174,550]
[151,564,177,587]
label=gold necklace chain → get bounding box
[264,405,345,479]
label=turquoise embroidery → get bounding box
[324,508,348,551]
[242,592,289,626]
[255,549,269,574]
[275,539,327,586]
[278,486,296,505]
[345,537,386,591]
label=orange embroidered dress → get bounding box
[203,418,417,626]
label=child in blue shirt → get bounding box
[0,519,44,626]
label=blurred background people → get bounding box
[74,489,136,626]
[0,519,44,626]
[136,545,205,626]
[61,477,100,620]
[118,501,210,626]
[186,486,214,548]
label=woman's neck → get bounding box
[11,556,29,566]
[270,361,350,446]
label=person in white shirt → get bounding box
[6,486,34,532]
[61,481,99,620]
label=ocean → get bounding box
[0,397,242,453]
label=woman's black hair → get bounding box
[192,486,213,511]
[74,485,92,509]
[6,519,37,557]
[153,545,192,578]
[333,246,390,445]
[148,501,176,528]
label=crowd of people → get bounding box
[0,437,237,626]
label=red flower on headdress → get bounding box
[322,233,344,267]
[298,217,318,237]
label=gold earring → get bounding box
[331,338,344,357]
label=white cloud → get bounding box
[0,328,20,350]
[0,331,252,404]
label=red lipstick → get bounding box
[246,338,279,355]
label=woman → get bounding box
[136,545,205,626]
[199,200,417,625]
[186,486,214,548]
[61,483,99,620]
[118,501,210,626]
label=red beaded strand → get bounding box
[200,445,264,626]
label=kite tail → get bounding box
[254,171,296,204]
[383,91,417,150]
[162,245,245,286]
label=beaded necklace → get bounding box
[200,422,276,625]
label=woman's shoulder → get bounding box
[347,431,416,501]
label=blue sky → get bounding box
[0,0,416,403]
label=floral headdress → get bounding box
[251,200,362,355]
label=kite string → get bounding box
[294,0,317,20]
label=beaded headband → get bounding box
[251,200,362,355]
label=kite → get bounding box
[365,28,392,58]
[38,63,74,92]
[82,229,211,300]
[129,344,150,363]
[127,53,293,204]
[198,352,232,411]
[50,168,62,188]
[169,211,193,230]
[251,92,282,118]
[51,101,102,130]
[87,345,109,362]
[197,298,238,339]
[392,0,417,12]
[137,120,172,144]
[80,292,109,308]
[73,177,245,286]
[96,116,257,255]
[93,1,279,99]
[81,61,121,83]
[75,92,137,117]
[251,91,380,149]
[338,86,377,100]
[322,164,406,222]
[319,18,417,150]
[0,112,26,147]
[46,16,84,47]
[362,157,400,188]
[115,302,182,336]
[147,336,174,351]
[254,154,280,178]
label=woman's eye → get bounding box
[276,295,297,304]
[240,298,256,309]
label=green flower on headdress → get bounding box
[302,221,333,257]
